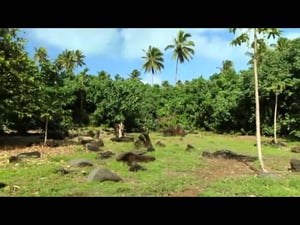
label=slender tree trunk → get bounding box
[118,122,124,138]
[152,73,154,86]
[175,58,179,84]
[80,89,84,126]
[253,28,266,172]
[44,116,49,145]
[273,93,278,144]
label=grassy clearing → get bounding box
[1,131,300,196]
[200,174,300,197]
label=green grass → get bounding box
[200,174,300,197]
[1,131,300,196]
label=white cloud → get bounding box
[29,28,121,56]
[27,28,235,60]
[27,28,298,65]
[192,34,248,61]
[141,73,162,85]
[119,28,179,59]
[120,28,229,59]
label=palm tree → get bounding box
[271,37,291,51]
[230,28,281,172]
[216,60,234,73]
[165,30,195,84]
[142,45,164,85]
[129,69,141,80]
[222,60,233,73]
[34,47,48,65]
[55,49,76,74]
[98,70,111,80]
[161,80,170,88]
[74,49,85,73]
[34,47,49,144]
[246,39,268,65]
[269,37,291,144]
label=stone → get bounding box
[87,168,122,182]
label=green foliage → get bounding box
[0,28,41,133]
[55,49,85,75]
[2,28,300,142]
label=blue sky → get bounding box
[21,28,300,85]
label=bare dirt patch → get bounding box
[235,135,257,141]
[0,135,78,165]
[167,158,257,197]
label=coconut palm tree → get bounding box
[74,49,85,73]
[129,69,141,80]
[98,70,111,80]
[165,30,195,84]
[142,45,164,85]
[221,60,233,73]
[271,37,291,51]
[34,47,48,65]
[55,49,76,74]
[230,28,281,172]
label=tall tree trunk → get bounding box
[151,73,154,86]
[44,116,49,145]
[253,28,266,172]
[175,58,179,84]
[118,122,124,138]
[80,89,84,126]
[273,93,278,144]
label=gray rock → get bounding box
[78,136,94,144]
[129,163,146,172]
[0,183,7,189]
[86,143,100,152]
[87,168,122,182]
[98,151,115,159]
[17,151,41,159]
[291,146,300,153]
[290,158,300,172]
[69,159,93,167]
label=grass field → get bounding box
[1,131,300,197]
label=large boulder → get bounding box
[129,163,146,172]
[0,182,7,189]
[116,151,155,165]
[87,168,122,182]
[9,151,41,163]
[79,136,94,144]
[291,146,300,153]
[110,136,134,142]
[290,158,300,172]
[85,140,104,151]
[98,151,115,159]
[202,149,257,162]
[134,132,155,151]
[68,159,93,167]
[17,151,41,159]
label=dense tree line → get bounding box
[1,28,300,141]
